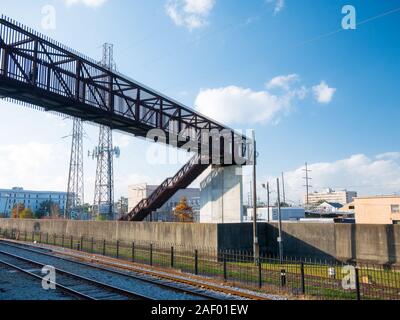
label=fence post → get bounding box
[24,231,27,242]
[171,246,174,268]
[150,244,153,266]
[355,267,361,301]
[103,240,106,256]
[300,263,306,295]
[80,236,84,251]
[62,235,64,248]
[54,234,56,246]
[195,250,198,275]
[258,258,262,288]
[116,240,120,259]
[39,232,42,243]
[91,238,94,254]
[32,231,34,242]
[46,232,49,244]
[132,242,135,262]
[280,269,287,287]
[223,252,227,281]
[70,236,73,249]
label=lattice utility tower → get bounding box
[65,118,84,220]
[91,43,119,220]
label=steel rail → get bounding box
[0,258,95,300]
[0,240,218,300]
[0,249,154,300]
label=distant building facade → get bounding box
[128,184,200,222]
[354,196,400,224]
[306,189,357,206]
[0,187,67,217]
[245,207,305,222]
[316,201,343,213]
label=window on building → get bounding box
[391,205,400,214]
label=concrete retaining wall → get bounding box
[0,219,219,248]
[266,223,400,265]
[1,219,399,264]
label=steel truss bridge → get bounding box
[0,16,251,222]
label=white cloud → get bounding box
[165,0,216,30]
[376,152,400,161]
[113,133,131,148]
[0,142,68,192]
[280,153,400,203]
[267,74,300,91]
[64,0,108,8]
[194,74,309,125]
[195,85,293,125]
[267,0,285,14]
[312,81,336,104]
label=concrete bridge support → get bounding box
[199,165,244,223]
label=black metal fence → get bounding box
[1,228,399,300]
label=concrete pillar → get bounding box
[199,165,243,223]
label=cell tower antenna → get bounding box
[91,43,119,220]
[303,162,312,206]
[65,118,84,220]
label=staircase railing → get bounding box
[122,153,207,221]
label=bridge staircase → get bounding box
[120,154,209,222]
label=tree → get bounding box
[173,197,194,223]
[11,204,25,219]
[19,208,33,219]
[49,202,61,219]
[274,202,291,208]
[35,200,60,219]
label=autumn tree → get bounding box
[11,204,25,219]
[173,197,194,223]
[19,208,33,219]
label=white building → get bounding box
[246,207,305,222]
[306,189,357,206]
[0,187,67,217]
[316,201,343,213]
[128,184,200,222]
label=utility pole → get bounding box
[276,178,283,263]
[252,130,259,262]
[281,172,286,205]
[65,118,84,220]
[303,162,312,206]
[267,182,270,223]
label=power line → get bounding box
[295,5,400,48]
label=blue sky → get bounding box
[0,0,399,205]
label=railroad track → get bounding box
[0,250,154,300]
[0,240,275,300]
[0,241,220,300]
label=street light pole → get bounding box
[252,130,259,262]
[261,182,271,223]
[267,182,270,223]
[276,178,284,263]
